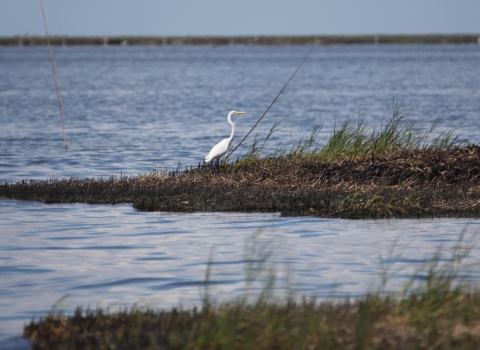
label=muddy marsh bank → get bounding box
[1,106,477,219]
[1,146,480,219]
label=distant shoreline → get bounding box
[1,34,479,46]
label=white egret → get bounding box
[204,111,245,165]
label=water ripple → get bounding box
[1,45,480,348]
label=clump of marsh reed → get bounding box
[239,100,459,164]
[24,230,480,350]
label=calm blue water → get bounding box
[1,45,480,348]
[1,44,479,180]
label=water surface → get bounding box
[1,45,479,181]
[1,45,480,348]
[1,200,479,348]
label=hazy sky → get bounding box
[1,0,479,36]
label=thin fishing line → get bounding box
[225,44,314,160]
[40,0,68,151]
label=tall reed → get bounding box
[240,101,459,164]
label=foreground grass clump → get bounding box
[24,289,480,349]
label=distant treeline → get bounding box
[1,34,479,46]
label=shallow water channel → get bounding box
[1,45,480,348]
[1,200,480,348]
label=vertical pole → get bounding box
[39,0,68,151]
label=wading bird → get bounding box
[204,111,245,166]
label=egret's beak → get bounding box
[235,111,246,114]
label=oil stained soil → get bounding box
[2,146,480,219]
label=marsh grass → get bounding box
[239,101,459,165]
[1,102,477,218]
[3,144,480,218]
[24,230,480,349]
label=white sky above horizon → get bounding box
[0,0,479,37]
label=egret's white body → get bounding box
[204,111,245,163]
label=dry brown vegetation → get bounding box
[2,146,480,219]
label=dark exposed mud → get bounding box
[2,146,480,219]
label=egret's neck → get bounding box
[227,111,235,144]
